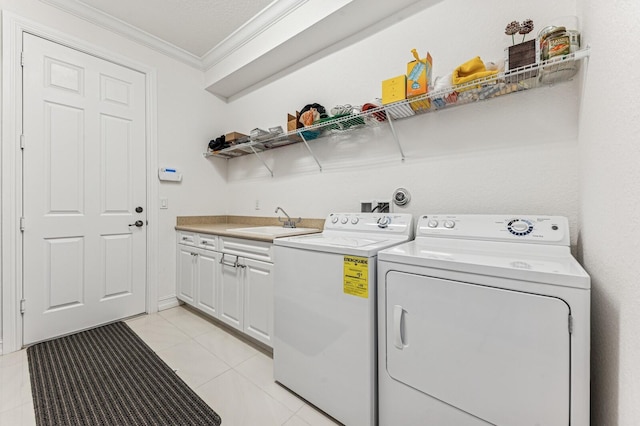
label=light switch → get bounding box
[160,198,168,209]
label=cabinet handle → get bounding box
[220,253,238,268]
[202,241,208,245]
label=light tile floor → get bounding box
[0,306,341,426]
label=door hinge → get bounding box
[20,134,25,150]
[20,217,25,231]
[568,314,573,334]
[20,299,26,314]
[21,51,25,67]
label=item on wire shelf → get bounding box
[286,112,303,142]
[362,102,387,122]
[406,49,433,112]
[538,16,581,84]
[452,56,499,91]
[330,104,356,116]
[225,131,248,145]
[431,72,457,109]
[208,134,228,152]
[382,75,407,105]
[297,103,327,140]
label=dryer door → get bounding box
[385,271,570,426]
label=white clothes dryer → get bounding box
[274,212,413,426]
[377,214,590,426]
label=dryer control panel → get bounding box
[417,214,570,246]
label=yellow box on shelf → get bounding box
[382,75,407,105]
[407,49,432,111]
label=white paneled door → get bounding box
[22,33,147,345]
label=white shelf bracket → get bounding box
[249,145,274,177]
[298,132,323,172]
[386,115,406,161]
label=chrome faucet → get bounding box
[275,207,301,228]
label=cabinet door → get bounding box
[243,258,274,347]
[196,249,219,318]
[219,254,243,330]
[176,245,196,305]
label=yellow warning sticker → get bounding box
[343,256,369,298]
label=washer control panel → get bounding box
[325,213,413,236]
[417,214,570,245]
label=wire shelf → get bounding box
[203,47,590,171]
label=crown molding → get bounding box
[40,0,207,69]
[38,0,310,71]
[200,0,309,71]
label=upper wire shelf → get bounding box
[203,47,590,167]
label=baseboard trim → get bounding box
[157,296,180,311]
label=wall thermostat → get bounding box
[158,167,182,182]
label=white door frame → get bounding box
[1,11,159,354]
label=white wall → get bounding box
[0,0,227,348]
[578,0,640,424]
[221,0,582,242]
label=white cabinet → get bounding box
[219,254,244,330]
[195,249,219,318]
[176,232,220,318]
[176,231,274,347]
[243,258,274,345]
[177,244,197,305]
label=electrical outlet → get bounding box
[377,201,390,213]
[255,199,260,210]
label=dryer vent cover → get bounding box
[393,188,411,207]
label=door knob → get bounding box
[128,220,144,228]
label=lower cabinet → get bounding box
[176,243,220,319]
[243,258,274,345]
[195,249,219,318]
[219,253,244,330]
[177,244,197,305]
[176,232,274,348]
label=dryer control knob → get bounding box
[377,216,390,228]
[511,221,529,232]
[351,217,359,225]
[444,220,455,229]
[331,216,339,224]
[427,220,439,228]
[341,217,349,224]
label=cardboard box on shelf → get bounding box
[382,75,407,105]
[407,51,432,111]
[287,112,303,141]
[225,131,248,144]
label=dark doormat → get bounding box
[27,321,222,426]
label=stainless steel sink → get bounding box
[230,226,319,237]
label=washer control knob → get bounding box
[351,217,359,225]
[331,216,339,224]
[377,216,390,228]
[427,220,439,228]
[444,220,455,229]
[341,217,349,224]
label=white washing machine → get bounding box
[377,214,590,426]
[273,212,413,426]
